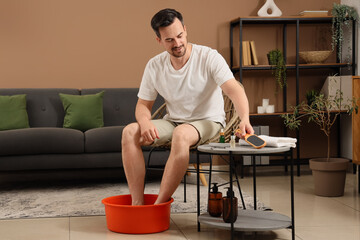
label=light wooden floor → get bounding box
[0,167,359,240]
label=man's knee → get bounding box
[171,124,199,146]
[122,123,140,145]
[122,122,155,147]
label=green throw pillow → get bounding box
[59,91,105,131]
[0,94,30,131]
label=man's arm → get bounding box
[135,98,159,143]
[220,78,254,137]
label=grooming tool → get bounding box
[235,129,266,149]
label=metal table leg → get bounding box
[197,150,201,232]
[229,151,234,240]
[290,149,295,240]
[252,155,257,210]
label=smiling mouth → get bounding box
[173,45,184,52]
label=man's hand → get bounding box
[235,120,254,139]
[138,119,160,143]
[135,98,160,143]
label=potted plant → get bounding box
[267,49,286,93]
[331,3,359,62]
[282,89,358,197]
[305,89,319,106]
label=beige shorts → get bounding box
[150,119,222,147]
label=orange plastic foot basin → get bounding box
[102,194,174,234]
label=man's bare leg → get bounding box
[122,123,148,205]
[154,124,199,204]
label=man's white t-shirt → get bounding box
[138,44,234,127]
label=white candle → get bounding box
[266,105,275,113]
[262,99,269,107]
[257,106,265,114]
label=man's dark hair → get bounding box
[151,8,184,38]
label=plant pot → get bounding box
[309,158,349,197]
[267,53,276,65]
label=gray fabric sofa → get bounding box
[0,88,209,173]
[0,88,170,172]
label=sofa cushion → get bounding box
[0,127,84,156]
[84,126,124,153]
[81,88,165,126]
[0,94,30,130]
[59,91,105,131]
[0,89,80,128]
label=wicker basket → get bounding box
[299,50,332,64]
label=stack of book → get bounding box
[241,40,259,66]
[233,40,259,67]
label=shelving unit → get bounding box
[233,63,349,71]
[230,16,357,175]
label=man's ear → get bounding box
[156,36,161,44]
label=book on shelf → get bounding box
[242,41,249,66]
[241,41,253,66]
[246,41,252,65]
[299,10,329,17]
[250,41,259,65]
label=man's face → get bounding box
[157,18,188,58]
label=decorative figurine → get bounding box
[257,0,282,17]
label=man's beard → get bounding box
[171,44,186,58]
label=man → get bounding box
[122,8,253,205]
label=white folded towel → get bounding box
[239,135,297,148]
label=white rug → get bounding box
[0,174,269,219]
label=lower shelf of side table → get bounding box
[199,209,291,231]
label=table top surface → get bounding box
[197,143,291,155]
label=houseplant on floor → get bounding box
[282,89,358,197]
